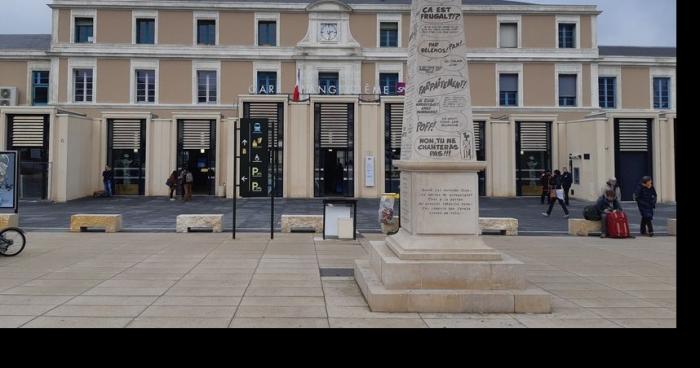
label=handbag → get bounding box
[549,187,557,199]
[556,189,565,200]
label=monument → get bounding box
[354,0,551,313]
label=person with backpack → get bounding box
[166,170,178,201]
[183,168,194,202]
[102,165,114,197]
[596,188,634,239]
[634,176,657,237]
[542,170,569,218]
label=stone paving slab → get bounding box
[0,232,676,328]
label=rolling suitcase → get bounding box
[606,211,630,239]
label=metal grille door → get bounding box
[385,103,403,193]
[474,121,486,196]
[177,120,216,195]
[7,114,50,199]
[615,119,653,201]
[516,122,552,197]
[108,119,146,195]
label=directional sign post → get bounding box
[240,119,269,198]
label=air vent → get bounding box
[0,87,17,106]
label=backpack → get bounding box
[186,172,194,183]
[583,205,601,221]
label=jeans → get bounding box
[103,181,112,197]
[541,190,549,204]
[169,186,176,199]
[641,217,654,234]
[546,197,569,215]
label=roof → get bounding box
[599,46,676,58]
[144,0,536,4]
[0,34,51,50]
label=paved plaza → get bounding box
[18,197,677,234]
[0,232,675,328]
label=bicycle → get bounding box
[0,227,26,257]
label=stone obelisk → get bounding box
[355,0,551,313]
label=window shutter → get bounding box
[519,122,549,152]
[617,120,650,152]
[319,103,351,148]
[181,120,212,150]
[9,115,47,147]
[559,75,577,97]
[500,23,517,48]
[111,120,143,150]
[500,74,518,92]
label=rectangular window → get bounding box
[74,17,94,43]
[380,22,399,47]
[32,71,50,106]
[499,74,518,107]
[257,71,277,95]
[653,77,671,109]
[136,18,155,44]
[73,69,93,102]
[136,70,156,103]
[197,19,216,45]
[197,70,217,103]
[499,23,518,48]
[559,74,577,106]
[379,73,399,95]
[558,23,576,48]
[319,72,339,95]
[599,77,616,109]
[257,21,277,46]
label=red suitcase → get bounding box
[606,211,630,239]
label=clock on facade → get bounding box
[320,23,338,41]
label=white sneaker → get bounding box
[541,212,550,217]
[170,198,175,201]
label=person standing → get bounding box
[542,170,569,218]
[634,176,657,237]
[561,167,573,206]
[166,170,178,201]
[184,168,194,202]
[102,165,113,197]
[177,168,186,200]
[540,171,552,205]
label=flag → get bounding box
[293,68,301,102]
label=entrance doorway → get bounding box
[107,119,146,195]
[6,114,49,200]
[177,119,216,195]
[384,103,402,193]
[515,121,552,196]
[315,103,354,197]
[615,119,652,201]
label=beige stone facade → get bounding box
[0,0,676,203]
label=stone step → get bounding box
[354,260,551,314]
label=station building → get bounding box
[0,0,676,203]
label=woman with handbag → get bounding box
[542,170,570,218]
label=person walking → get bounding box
[102,165,113,197]
[542,170,569,218]
[166,170,178,201]
[634,176,657,237]
[540,170,552,204]
[184,168,194,202]
[561,167,573,206]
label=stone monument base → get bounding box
[354,241,551,314]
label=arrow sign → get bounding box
[241,176,248,182]
[242,139,248,146]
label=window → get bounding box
[32,71,49,106]
[559,74,577,106]
[499,23,518,48]
[599,77,616,109]
[319,72,339,95]
[257,72,277,95]
[197,70,217,103]
[499,74,518,106]
[653,77,671,109]
[74,17,94,43]
[73,69,93,102]
[258,21,277,46]
[380,22,399,47]
[197,19,216,45]
[136,70,155,103]
[136,18,155,44]
[379,73,399,95]
[558,23,576,48]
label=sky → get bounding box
[0,0,676,47]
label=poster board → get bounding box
[0,151,19,212]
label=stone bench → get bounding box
[0,214,18,231]
[70,214,122,233]
[568,219,602,236]
[281,215,323,233]
[668,219,676,236]
[176,214,223,233]
[479,218,518,236]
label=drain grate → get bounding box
[319,268,354,277]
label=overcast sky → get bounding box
[0,0,676,47]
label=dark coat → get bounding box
[102,169,113,183]
[549,175,563,190]
[540,173,551,189]
[596,195,622,213]
[561,172,573,188]
[634,185,657,219]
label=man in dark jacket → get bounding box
[540,171,552,204]
[561,167,573,205]
[542,170,569,218]
[102,165,113,197]
[596,189,623,238]
[634,176,657,237]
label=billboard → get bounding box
[0,151,18,211]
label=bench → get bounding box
[70,214,122,233]
[479,217,518,236]
[0,214,18,231]
[568,219,602,236]
[668,219,676,236]
[176,215,223,233]
[281,215,323,233]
